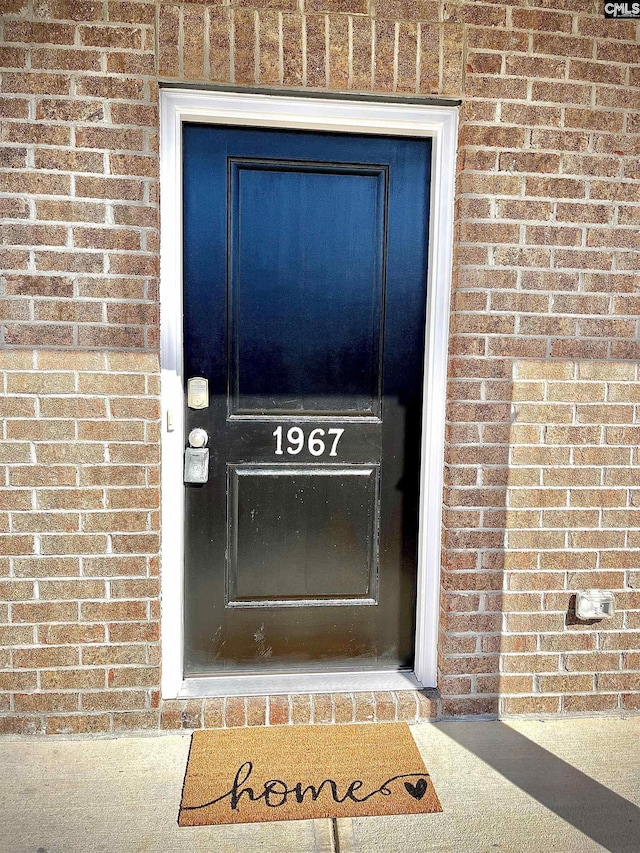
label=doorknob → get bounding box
[188,428,208,448]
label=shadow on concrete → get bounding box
[441,722,640,853]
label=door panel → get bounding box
[182,124,431,677]
[229,160,386,417]
[227,465,379,605]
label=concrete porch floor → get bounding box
[1,716,639,853]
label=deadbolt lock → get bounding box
[187,377,209,409]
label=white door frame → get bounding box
[159,88,457,699]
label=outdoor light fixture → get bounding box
[575,590,615,621]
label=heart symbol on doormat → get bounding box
[404,779,428,800]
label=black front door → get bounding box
[182,123,431,678]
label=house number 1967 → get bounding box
[273,426,344,457]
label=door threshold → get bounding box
[178,670,424,698]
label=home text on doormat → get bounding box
[179,722,442,826]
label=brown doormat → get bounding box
[179,722,442,826]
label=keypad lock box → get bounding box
[184,447,209,484]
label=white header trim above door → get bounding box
[159,89,458,699]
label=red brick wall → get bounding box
[0,0,639,733]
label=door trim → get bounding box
[159,89,458,699]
